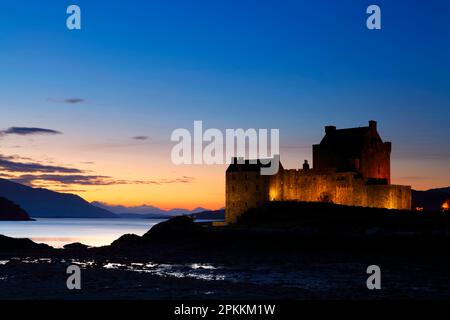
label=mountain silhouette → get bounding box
[189,209,225,220]
[92,201,209,218]
[0,179,117,218]
[427,186,450,194]
[412,186,450,211]
[0,196,32,220]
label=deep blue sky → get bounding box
[0,0,449,205]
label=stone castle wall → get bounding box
[225,168,411,223]
[225,171,270,224]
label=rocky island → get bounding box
[0,196,32,221]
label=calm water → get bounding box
[0,218,167,248]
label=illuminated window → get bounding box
[443,201,449,212]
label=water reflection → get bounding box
[0,218,166,247]
[0,257,355,290]
[101,261,226,281]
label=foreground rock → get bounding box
[63,242,90,250]
[143,215,203,240]
[111,216,204,247]
[0,235,52,252]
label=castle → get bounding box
[225,121,412,224]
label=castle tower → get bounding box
[224,121,410,224]
[312,120,391,183]
[225,158,277,224]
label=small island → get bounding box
[0,196,32,221]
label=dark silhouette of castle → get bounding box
[313,120,391,183]
[225,121,411,224]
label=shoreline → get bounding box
[2,208,450,299]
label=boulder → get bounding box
[0,235,52,252]
[63,242,90,250]
[111,233,143,247]
[142,216,203,241]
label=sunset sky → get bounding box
[0,0,449,210]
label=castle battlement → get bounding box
[225,121,412,224]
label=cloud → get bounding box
[132,136,149,140]
[10,174,194,187]
[12,174,113,186]
[0,154,195,188]
[0,127,62,136]
[0,154,35,162]
[64,98,85,104]
[10,173,196,187]
[0,156,82,173]
[0,173,16,179]
[158,176,195,184]
[48,98,85,104]
[48,188,89,193]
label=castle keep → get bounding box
[225,121,411,224]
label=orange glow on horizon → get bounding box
[1,134,448,211]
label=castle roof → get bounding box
[226,158,284,173]
[317,121,383,155]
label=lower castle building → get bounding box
[225,121,411,224]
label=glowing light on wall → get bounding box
[269,186,277,201]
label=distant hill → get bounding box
[116,209,225,220]
[0,196,32,221]
[116,213,170,219]
[412,186,450,211]
[0,179,117,218]
[189,209,225,220]
[427,187,450,194]
[92,201,209,218]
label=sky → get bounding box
[0,0,449,209]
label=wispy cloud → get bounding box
[11,174,196,187]
[0,155,82,173]
[0,153,195,189]
[48,98,85,104]
[158,176,195,184]
[47,188,90,193]
[80,161,95,165]
[0,127,62,136]
[132,136,149,140]
[12,174,112,186]
[64,98,85,104]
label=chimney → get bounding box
[325,125,336,134]
[303,160,310,171]
[369,120,377,131]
